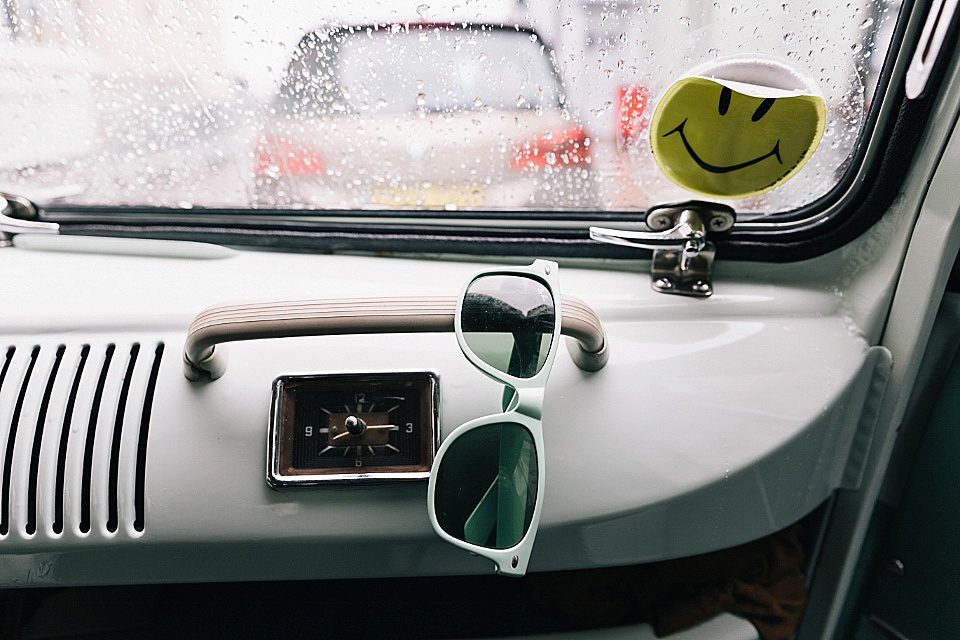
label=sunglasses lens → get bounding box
[434,422,538,549]
[461,274,555,379]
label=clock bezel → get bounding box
[267,371,440,487]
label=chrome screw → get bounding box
[647,212,673,230]
[886,558,905,576]
[709,216,729,231]
[655,278,674,290]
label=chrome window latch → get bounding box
[589,202,736,297]
[0,192,58,247]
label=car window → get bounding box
[0,0,901,216]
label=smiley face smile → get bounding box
[663,118,783,174]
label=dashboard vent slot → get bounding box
[26,345,65,535]
[54,344,90,535]
[106,344,140,533]
[0,348,10,531]
[0,341,164,540]
[135,343,164,532]
[0,346,39,535]
[79,343,116,534]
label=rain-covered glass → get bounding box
[433,421,538,549]
[460,274,555,379]
[0,0,900,215]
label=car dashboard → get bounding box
[0,240,888,593]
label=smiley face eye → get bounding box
[719,86,732,115]
[752,98,776,122]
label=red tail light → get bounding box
[254,134,327,177]
[617,84,649,144]
[510,126,592,171]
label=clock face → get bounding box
[268,372,439,486]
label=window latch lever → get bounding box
[589,202,735,297]
[0,192,58,247]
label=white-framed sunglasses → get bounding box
[427,259,561,576]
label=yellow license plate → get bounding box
[372,184,485,208]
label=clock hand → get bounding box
[330,417,399,441]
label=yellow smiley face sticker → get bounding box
[650,75,826,198]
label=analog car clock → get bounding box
[268,372,439,486]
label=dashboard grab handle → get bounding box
[183,295,607,381]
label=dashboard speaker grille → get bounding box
[0,341,164,539]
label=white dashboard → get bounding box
[0,238,890,587]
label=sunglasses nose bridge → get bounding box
[512,386,545,421]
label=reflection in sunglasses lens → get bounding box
[434,422,538,549]
[461,275,555,379]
